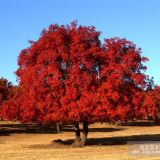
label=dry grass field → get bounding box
[0,121,160,160]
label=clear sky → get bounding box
[0,0,160,85]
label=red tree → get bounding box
[142,85,160,123]
[0,85,22,121]
[9,22,150,146]
[0,78,14,119]
[0,78,13,106]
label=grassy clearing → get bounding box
[0,121,160,160]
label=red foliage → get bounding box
[4,22,152,124]
[142,86,160,122]
[94,38,148,122]
[0,78,14,119]
[0,78,13,105]
[0,86,22,121]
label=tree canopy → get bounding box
[2,22,149,124]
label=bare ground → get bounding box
[0,121,160,160]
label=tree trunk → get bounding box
[56,123,61,133]
[71,121,88,147]
[81,121,88,146]
[154,115,160,124]
[71,122,81,147]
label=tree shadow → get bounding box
[0,121,159,137]
[121,121,160,127]
[0,123,125,136]
[0,123,58,135]
[88,127,125,132]
[53,134,160,146]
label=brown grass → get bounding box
[0,121,160,160]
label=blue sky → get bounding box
[0,0,160,85]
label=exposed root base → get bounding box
[71,135,87,148]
